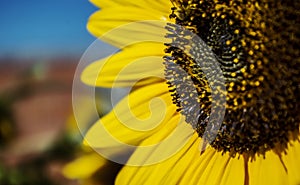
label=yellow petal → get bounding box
[84,82,178,151]
[116,130,244,185]
[188,151,244,185]
[119,118,193,167]
[62,153,106,179]
[281,140,300,185]
[218,156,245,185]
[87,7,170,48]
[90,0,172,15]
[249,151,289,185]
[179,146,244,185]
[89,0,119,8]
[81,42,165,88]
[115,128,196,185]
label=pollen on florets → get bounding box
[164,0,300,159]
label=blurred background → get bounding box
[0,0,107,184]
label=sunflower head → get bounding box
[164,0,300,159]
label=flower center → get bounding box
[164,0,300,158]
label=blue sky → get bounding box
[0,0,101,60]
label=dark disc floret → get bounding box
[164,0,300,158]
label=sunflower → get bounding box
[67,0,300,184]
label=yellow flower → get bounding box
[67,0,300,184]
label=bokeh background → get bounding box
[0,0,110,184]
